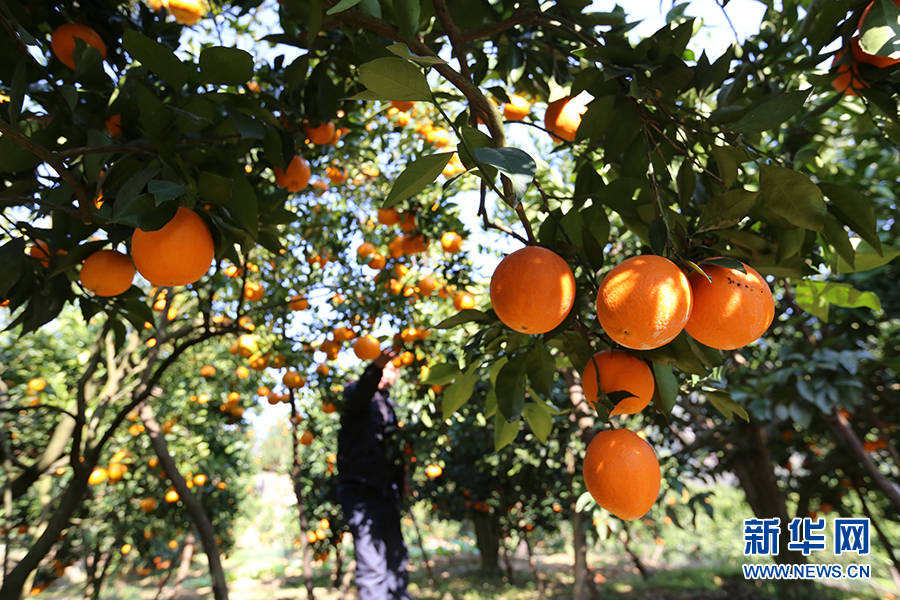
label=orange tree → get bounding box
[2,0,900,598]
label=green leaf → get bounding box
[422,362,460,385]
[697,189,758,232]
[325,0,363,14]
[757,165,827,231]
[706,390,749,422]
[385,152,453,207]
[819,183,882,255]
[836,241,900,274]
[458,125,497,180]
[227,174,260,238]
[199,47,254,86]
[122,29,188,88]
[730,90,810,133]
[434,308,491,329]
[493,413,520,452]
[495,358,527,420]
[358,57,432,101]
[822,213,855,269]
[523,403,552,443]
[394,0,421,43]
[386,42,447,65]
[147,180,188,204]
[651,362,678,416]
[795,281,882,322]
[472,147,536,205]
[441,369,478,418]
[525,344,556,397]
[710,145,742,188]
[112,194,177,230]
[676,159,695,205]
[700,256,746,272]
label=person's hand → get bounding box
[373,348,397,368]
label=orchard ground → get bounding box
[31,473,896,600]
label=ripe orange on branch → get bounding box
[581,351,655,416]
[596,255,693,350]
[503,94,531,121]
[51,24,107,70]
[166,0,206,25]
[684,260,774,350]
[274,155,311,192]
[583,429,660,520]
[79,250,135,297]
[305,121,336,144]
[354,335,381,360]
[490,246,575,334]
[131,207,214,286]
[544,96,587,142]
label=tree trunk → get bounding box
[287,399,315,600]
[620,526,648,580]
[407,509,435,586]
[562,368,594,600]
[828,410,900,512]
[0,464,92,599]
[730,419,806,565]
[522,531,544,595]
[471,511,500,575]
[166,532,196,600]
[139,403,229,600]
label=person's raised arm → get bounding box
[343,350,395,413]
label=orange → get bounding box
[305,121,336,144]
[353,335,381,360]
[289,294,309,310]
[243,281,264,301]
[121,543,132,555]
[398,211,417,232]
[200,364,216,378]
[581,351,655,416]
[28,240,50,267]
[503,94,531,121]
[368,253,386,270]
[283,371,306,389]
[165,489,179,503]
[27,378,46,393]
[544,96,587,142]
[300,431,314,446]
[425,464,443,478]
[453,291,475,311]
[51,24,107,70]
[274,155,311,192]
[131,207,214,286]
[595,255,692,350]
[391,100,415,112]
[322,401,336,413]
[377,208,400,225]
[684,260,774,350]
[440,231,462,253]
[88,467,108,485]
[193,473,207,486]
[401,235,427,254]
[107,462,127,482]
[831,47,869,96]
[490,246,575,334]
[325,165,348,184]
[855,1,900,68]
[166,0,205,25]
[425,127,450,147]
[418,275,439,296]
[105,114,122,136]
[357,241,375,258]
[79,250,135,297]
[582,429,660,520]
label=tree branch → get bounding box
[0,117,91,220]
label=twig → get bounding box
[0,117,91,220]
[478,180,528,244]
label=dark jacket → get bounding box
[337,363,404,494]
